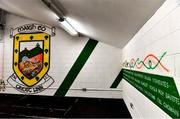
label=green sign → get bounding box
[123,69,180,118]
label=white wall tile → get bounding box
[3,14,122,98]
[122,0,180,118]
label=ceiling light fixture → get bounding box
[58,17,78,36]
[42,0,79,36]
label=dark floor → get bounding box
[0,94,131,118]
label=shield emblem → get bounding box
[13,32,50,87]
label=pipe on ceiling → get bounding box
[41,0,66,18]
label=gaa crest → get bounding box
[7,24,55,94]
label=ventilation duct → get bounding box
[41,0,65,18]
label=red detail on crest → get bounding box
[19,53,43,79]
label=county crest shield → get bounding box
[13,33,50,87]
[7,23,55,94]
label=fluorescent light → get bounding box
[58,18,78,36]
[66,17,87,35]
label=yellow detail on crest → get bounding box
[13,33,50,87]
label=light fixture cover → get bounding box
[58,18,78,36]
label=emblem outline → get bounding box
[12,32,51,87]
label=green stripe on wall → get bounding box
[110,70,123,88]
[54,39,98,96]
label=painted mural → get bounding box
[7,24,55,94]
[122,52,169,72]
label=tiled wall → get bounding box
[2,14,122,98]
[122,0,180,118]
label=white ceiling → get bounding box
[0,0,165,48]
